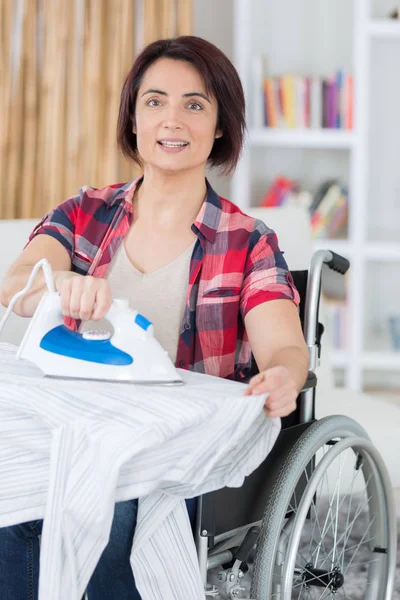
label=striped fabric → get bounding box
[27,176,300,381]
[0,343,280,600]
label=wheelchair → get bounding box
[195,250,397,600]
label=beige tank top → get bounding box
[79,240,195,364]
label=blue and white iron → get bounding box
[6,259,183,385]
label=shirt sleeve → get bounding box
[25,191,83,259]
[240,222,300,320]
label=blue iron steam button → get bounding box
[135,313,152,331]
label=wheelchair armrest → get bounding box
[243,370,317,391]
[300,370,317,392]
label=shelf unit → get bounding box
[314,241,400,262]
[331,350,349,369]
[249,129,356,149]
[231,0,400,391]
[362,352,400,369]
[313,239,353,257]
[364,242,400,261]
[368,19,400,37]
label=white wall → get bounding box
[194,0,233,61]
[193,0,233,200]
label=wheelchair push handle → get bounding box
[304,249,351,372]
[324,251,350,275]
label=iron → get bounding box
[8,259,184,385]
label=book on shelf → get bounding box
[311,181,349,239]
[251,55,353,130]
[260,176,349,239]
[324,298,348,351]
[261,176,295,207]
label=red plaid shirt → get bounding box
[28,177,300,382]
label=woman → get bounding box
[0,36,309,599]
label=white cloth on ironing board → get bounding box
[0,343,280,600]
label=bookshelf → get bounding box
[368,20,400,37]
[231,0,400,391]
[249,129,356,149]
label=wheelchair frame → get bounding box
[194,250,397,600]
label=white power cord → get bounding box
[0,258,55,336]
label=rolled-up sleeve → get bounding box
[240,224,300,320]
[25,192,83,259]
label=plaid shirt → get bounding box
[28,177,300,382]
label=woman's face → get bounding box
[134,58,222,174]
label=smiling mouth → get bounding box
[157,141,189,148]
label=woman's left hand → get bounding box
[244,365,298,418]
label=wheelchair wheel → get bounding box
[250,415,396,599]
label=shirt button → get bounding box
[179,360,187,368]
[184,322,191,330]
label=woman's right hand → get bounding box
[54,272,113,321]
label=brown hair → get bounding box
[116,36,246,176]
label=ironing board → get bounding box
[0,343,280,600]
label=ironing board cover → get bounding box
[0,343,280,600]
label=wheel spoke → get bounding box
[297,497,331,564]
[291,458,376,596]
[319,494,373,568]
[307,446,329,559]
[307,465,335,563]
[338,475,373,569]
[343,526,377,575]
[338,455,360,570]
[338,534,376,556]
[315,452,346,564]
[337,504,375,568]
[337,583,360,600]
[291,564,332,591]
[318,484,373,571]
[251,422,393,600]
[344,558,379,570]
[277,523,314,568]
[331,449,349,568]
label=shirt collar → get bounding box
[107,177,142,208]
[109,176,222,244]
[191,180,222,244]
